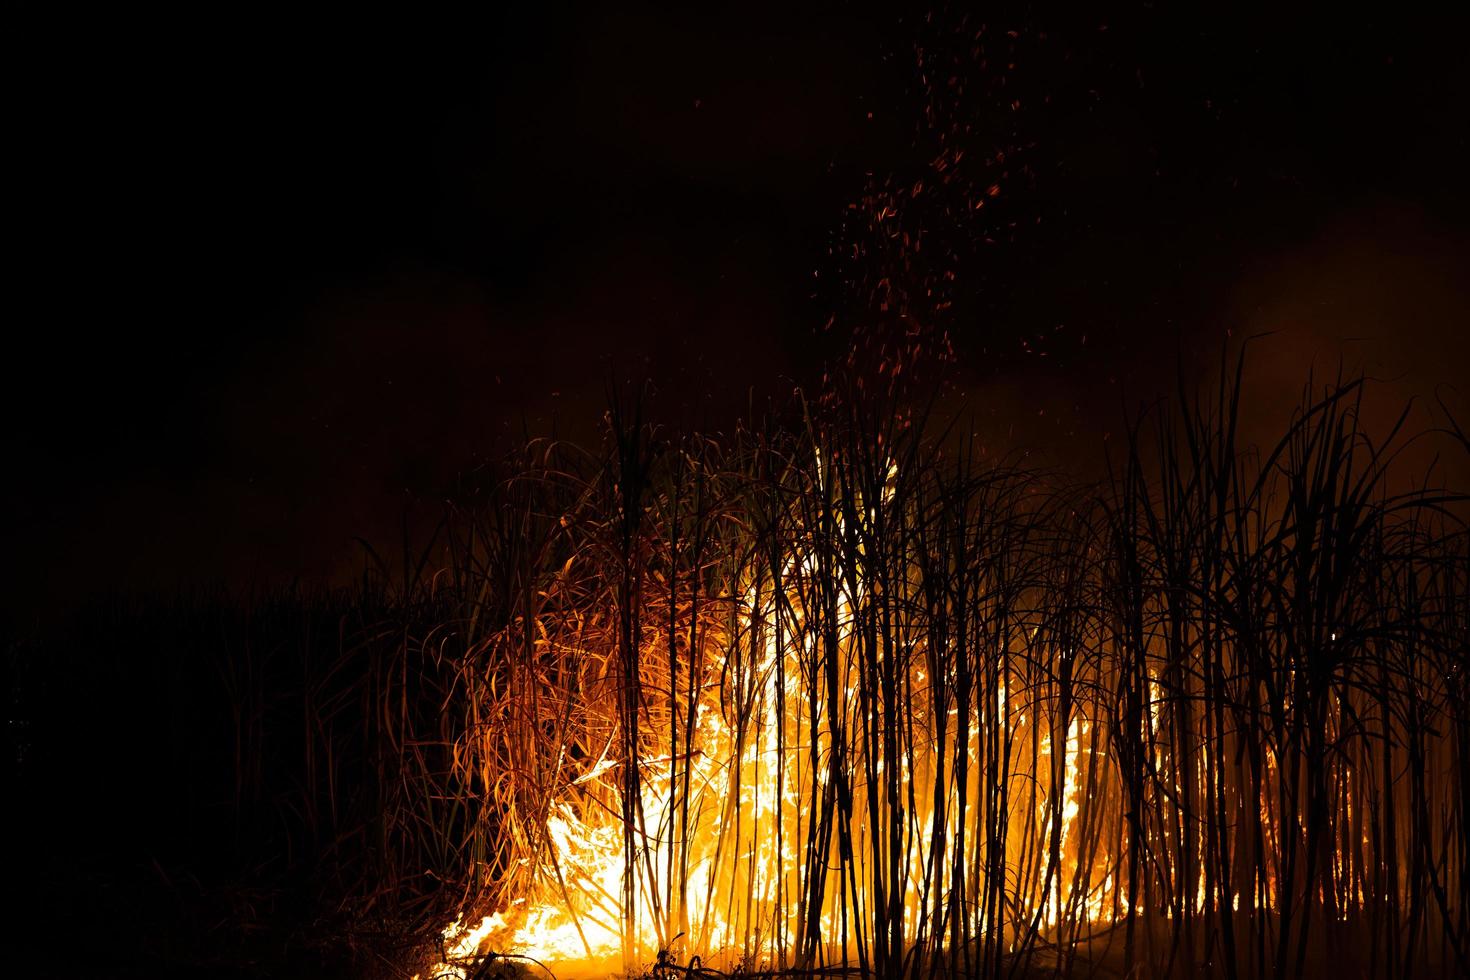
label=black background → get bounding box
[9,5,1469,610]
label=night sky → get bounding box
[10,7,1469,611]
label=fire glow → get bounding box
[417,378,1466,979]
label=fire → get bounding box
[410,392,1467,979]
[418,465,1110,979]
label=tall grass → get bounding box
[8,354,1464,979]
[428,356,1466,979]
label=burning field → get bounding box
[393,364,1468,980]
[9,362,1469,980]
[8,8,1470,980]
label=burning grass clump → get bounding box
[417,359,1468,980]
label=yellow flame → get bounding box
[415,461,1329,978]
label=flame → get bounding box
[423,622,1106,967]
[412,449,1393,980]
